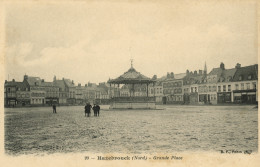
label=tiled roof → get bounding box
[233,64,258,81]
[108,67,155,84]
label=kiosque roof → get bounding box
[108,67,155,84]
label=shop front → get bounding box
[217,92,231,103]
[233,90,257,104]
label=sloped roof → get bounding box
[54,80,66,91]
[64,79,75,87]
[108,67,155,84]
[183,74,206,85]
[26,77,42,86]
[208,67,237,82]
[233,64,258,81]
[41,82,54,87]
[5,81,28,90]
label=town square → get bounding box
[2,1,258,163]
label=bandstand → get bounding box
[108,61,156,109]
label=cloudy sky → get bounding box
[4,0,258,84]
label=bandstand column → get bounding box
[146,83,149,97]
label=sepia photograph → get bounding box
[1,0,259,166]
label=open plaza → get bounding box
[5,105,258,155]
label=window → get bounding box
[218,86,221,92]
[239,75,243,81]
[223,85,226,92]
[195,87,197,92]
[246,83,250,90]
[209,86,212,92]
[228,85,231,92]
[248,75,252,80]
[235,84,239,90]
[241,83,244,90]
[252,82,256,89]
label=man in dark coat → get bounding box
[93,104,97,117]
[53,104,57,114]
[96,104,100,116]
[85,103,92,117]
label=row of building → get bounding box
[4,75,113,107]
[4,62,258,107]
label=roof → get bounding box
[64,79,75,87]
[26,76,42,86]
[54,80,66,91]
[5,81,28,91]
[208,67,237,82]
[233,64,258,81]
[183,74,206,85]
[41,82,54,87]
[108,67,155,84]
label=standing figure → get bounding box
[93,104,97,117]
[96,104,100,116]
[53,104,57,114]
[85,103,92,117]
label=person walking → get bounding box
[96,104,100,116]
[85,103,92,117]
[53,104,57,114]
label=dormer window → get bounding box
[248,75,252,80]
[239,75,243,81]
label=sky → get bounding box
[4,0,258,85]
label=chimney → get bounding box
[72,80,74,85]
[194,70,197,75]
[78,83,81,87]
[12,79,15,82]
[62,77,65,80]
[186,70,189,75]
[190,71,193,75]
[24,75,28,81]
[235,63,241,69]
[167,72,170,78]
[171,72,174,78]
[220,62,225,70]
[53,75,56,82]
[199,70,202,75]
[85,84,88,87]
[42,79,44,82]
[152,75,157,80]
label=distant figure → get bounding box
[53,104,57,114]
[85,103,92,117]
[93,104,97,117]
[96,104,100,116]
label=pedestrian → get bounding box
[96,104,100,116]
[93,104,97,117]
[53,104,56,114]
[85,103,92,117]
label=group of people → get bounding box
[52,103,100,117]
[85,103,100,117]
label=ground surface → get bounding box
[4,105,258,155]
